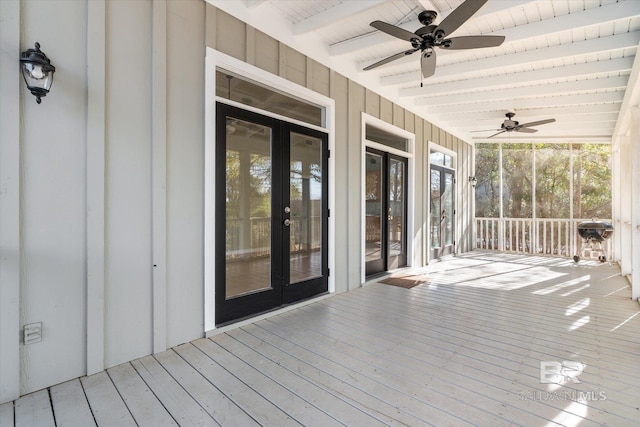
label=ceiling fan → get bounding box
[363,0,505,78]
[473,112,557,138]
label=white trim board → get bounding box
[204,48,335,333]
[426,141,458,265]
[360,113,416,284]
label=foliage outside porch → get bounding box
[474,143,612,260]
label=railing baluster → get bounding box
[473,217,612,260]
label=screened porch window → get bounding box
[475,143,611,220]
[474,143,611,256]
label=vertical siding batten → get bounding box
[349,81,366,286]
[330,71,350,294]
[151,0,168,354]
[365,89,379,118]
[104,0,153,368]
[86,0,107,376]
[631,108,640,301]
[0,0,21,404]
[20,0,88,393]
[166,0,206,348]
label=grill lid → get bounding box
[577,220,613,242]
[577,220,613,230]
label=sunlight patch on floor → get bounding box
[610,311,640,332]
[560,284,590,297]
[545,400,589,427]
[568,315,590,331]
[565,298,590,316]
[532,275,590,295]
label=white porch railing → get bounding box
[475,217,613,259]
[226,216,322,260]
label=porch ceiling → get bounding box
[211,0,640,144]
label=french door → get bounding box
[216,103,329,325]
[430,164,456,259]
[365,148,408,276]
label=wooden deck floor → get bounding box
[3,252,639,426]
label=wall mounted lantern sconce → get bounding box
[20,42,55,104]
[468,176,477,187]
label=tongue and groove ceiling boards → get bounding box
[211,0,640,143]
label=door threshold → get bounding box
[206,292,332,338]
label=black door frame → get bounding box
[365,147,409,277]
[215,103,329,325]
[430,163,456,259]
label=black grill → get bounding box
[573,220,613,263]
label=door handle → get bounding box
[283,219,291,227]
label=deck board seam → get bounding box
[256,318,509,426]
[259,309,578,427]
[283,302,636,424]
[317,291,640,389]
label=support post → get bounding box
[630,107,640,302]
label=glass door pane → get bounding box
[225,118,273,299]
[444,172,454,246]
[388,157,407,269]
[365,152,384,266]
[430,164,456,259]
[289,132,323,284]
[216,104,328,325]
[430,169,441,249]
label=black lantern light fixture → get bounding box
[20,42,55,104]
[468,176,477,187]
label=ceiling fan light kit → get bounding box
[364,0,505,78]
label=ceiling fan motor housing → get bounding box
[418,10,438,26]
[503,112,518,128]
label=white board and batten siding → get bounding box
[1,0,473,403]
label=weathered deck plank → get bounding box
[211,332,389,427]
[131,356,217,427]
[153,348,258,426]
[6,253,640,427]
[0,402,14,427]
[227,326,423,426]
[270,302,569,427]
[14,390,54,427]
[80,371,136,427]
[173,342,300,426]
[261,312,529,426]
[192,337,345,427]
[49,379,96,427]
[107,362,177,426]
[238,323,453,426]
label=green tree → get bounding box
[502,143,532,218]
[535,144,570,218]
[475,144,500,217]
